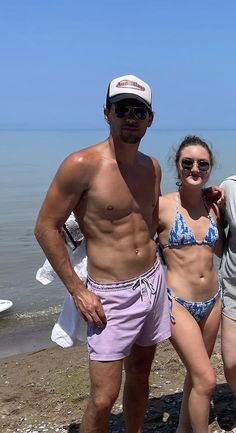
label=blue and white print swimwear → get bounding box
[160,193,219,249]
[167,286,222,323]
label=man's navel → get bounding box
[106,205,114,211]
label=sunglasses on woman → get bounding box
[181,158,210,172]
[114,105,149,120]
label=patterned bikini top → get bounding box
[161,193,219,249]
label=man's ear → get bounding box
[104,107,110,124]
[147,111,154,128]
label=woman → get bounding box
[158,135,225,433]
[220,175,236,433]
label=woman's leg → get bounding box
[221,314,236,432]
[170,297,221,433]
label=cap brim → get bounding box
[108,93,152,110]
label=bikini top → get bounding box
[161,193,219,249]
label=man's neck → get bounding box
[108,135,140,165]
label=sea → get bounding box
[0,128,235,358]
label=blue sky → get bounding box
[1,0,236,129]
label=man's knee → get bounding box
[89,389,120,413]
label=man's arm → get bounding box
[34,152,106,326]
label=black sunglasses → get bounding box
[181,158,210,172]
[114,105,149,120]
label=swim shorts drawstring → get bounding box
[132,277,156,303]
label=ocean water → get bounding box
[0,128,234,357]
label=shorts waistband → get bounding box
[87,258,160,291]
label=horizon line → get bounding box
[0,127,236,132]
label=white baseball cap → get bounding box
[106,74,152,110]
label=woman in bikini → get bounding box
[158,135,225,433]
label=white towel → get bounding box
[36,259,57,285]
[36,238,88,348]
[50,292,84,348]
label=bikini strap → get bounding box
[176,192,180,208]
[167,288,176,324]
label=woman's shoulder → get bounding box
[159,192,177,215]
[160,191,177,203]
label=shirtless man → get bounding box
[34,74,171,433]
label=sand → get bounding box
[0,336,235,433]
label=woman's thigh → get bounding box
[170,301,217,380]
[200,296,221,356]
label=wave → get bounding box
[15,305,62,320]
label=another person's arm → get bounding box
[212,203,226,258]
[204,185,225,207]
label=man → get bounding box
[34,74,171,433]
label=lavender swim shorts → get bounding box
[86,259,171,361]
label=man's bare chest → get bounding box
[86,166,157,221]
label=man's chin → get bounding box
[120,131,141,144]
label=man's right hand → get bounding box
[73,286,107,326]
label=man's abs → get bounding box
[86,235,157,282]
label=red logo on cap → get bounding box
[116,80,145,92]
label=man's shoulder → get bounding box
[138,151,160,170]
[64,141,108,166]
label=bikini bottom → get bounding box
[167,286,222,323]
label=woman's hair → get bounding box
[175,135,215,167]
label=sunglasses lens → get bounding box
[181,158,210,171]
[134,108,148,120]
[115,107,128,118]
[115,106,148,120]
[198,160,210,171]
[181,159,193,169]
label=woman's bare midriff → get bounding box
[164,244,218,301]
